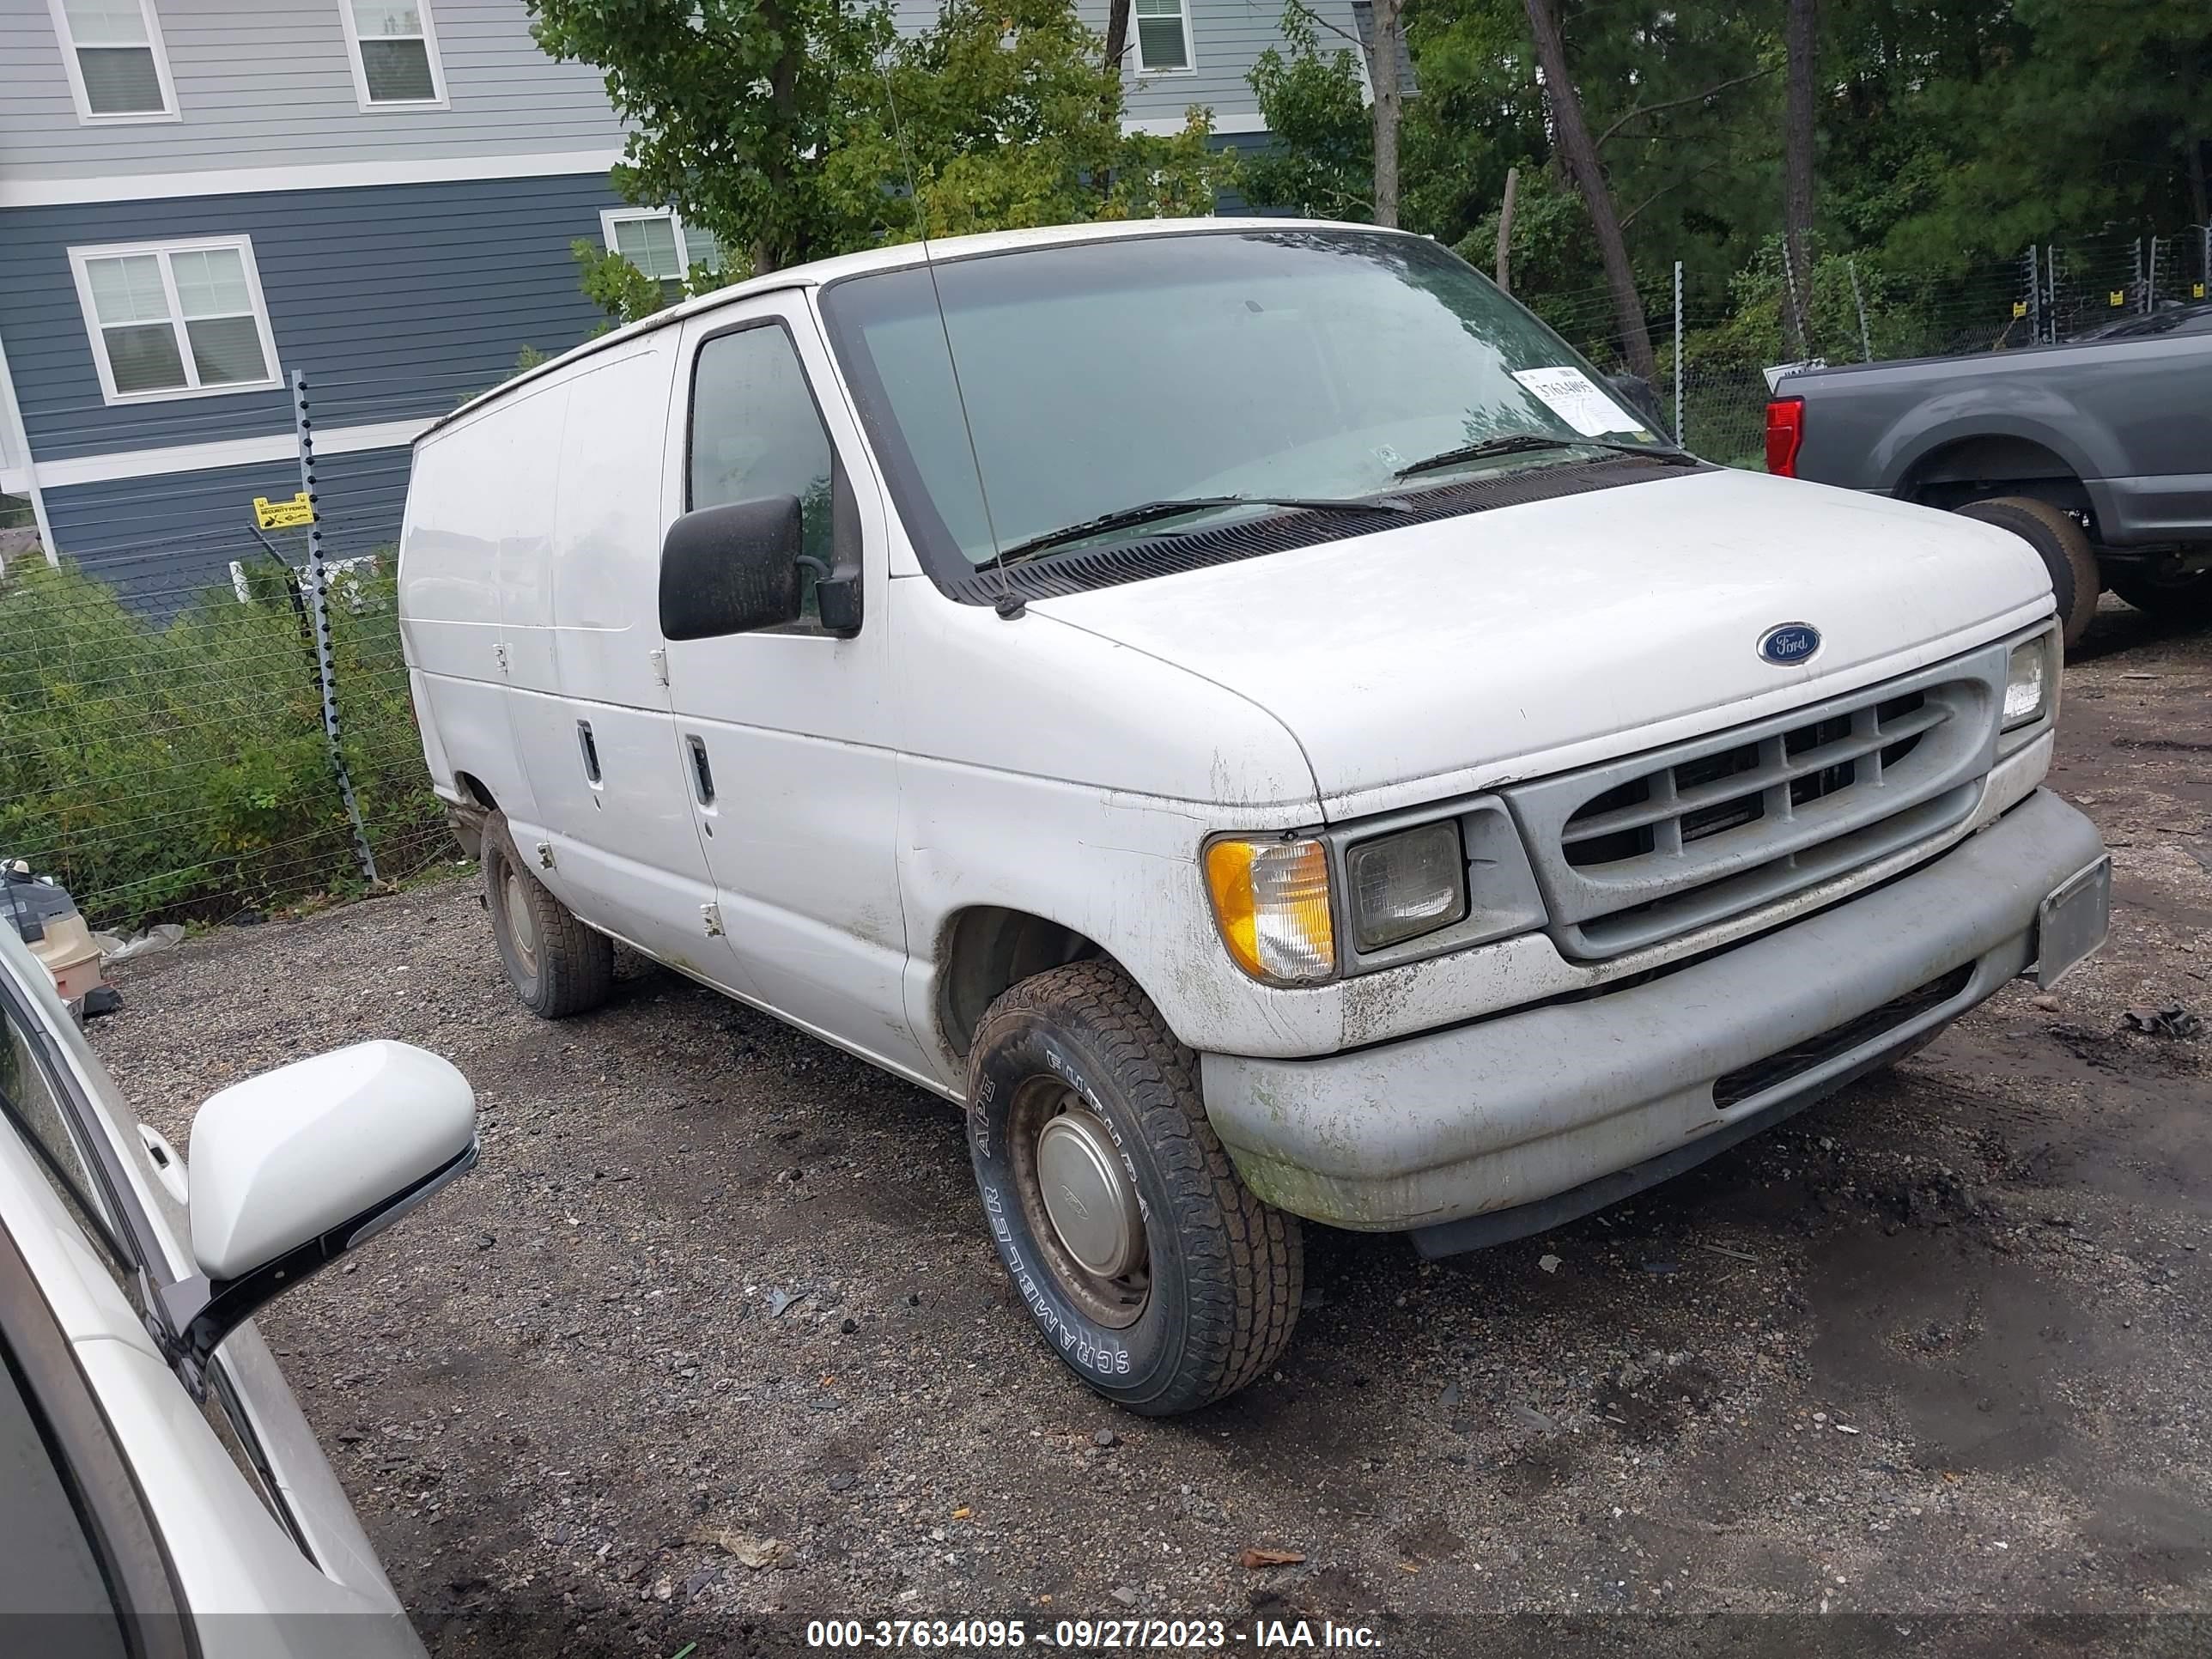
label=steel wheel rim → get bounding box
[1009,1077,1150,1329]
[502,866,538,977]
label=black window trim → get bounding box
[0,1216,193,1659]
[678,307,862,638]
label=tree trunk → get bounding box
[1783,0,1820,356]
[1103,0,1131,81]
[1495,164,1519,292]
[1521,0,1655,379]
[1370,0,1404,228]
[757,13,802,273]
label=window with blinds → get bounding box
[345,0,445,106]
[55,0,173,118]
[1133,0,1192,72]
[604,210,724,283]
[70,239,278,403]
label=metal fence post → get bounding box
[2146,235,2160,312]
[2023,245,2041,344]
[290,369,380,887]
[1846,258,1873,361]
[1672,259,1684,446]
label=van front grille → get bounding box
[1560,691,1943,871]
[1502,646,2009,961]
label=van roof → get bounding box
[422,216,1373,442]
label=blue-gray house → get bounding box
[0,0,1367,599]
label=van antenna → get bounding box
[876,60,1020,619]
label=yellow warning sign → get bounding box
[2197,283,2208,300]
[253,491,314,530]
[2011,301,2027,319]
[2107,289,2125,307]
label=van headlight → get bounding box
[1204,838,1334,983]
[2003,630,2056,729]
[1346,822,1468,951]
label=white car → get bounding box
[0,921,475,1655]
[398,218,2109,1415]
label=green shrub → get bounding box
[0,558,447,927]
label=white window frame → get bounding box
[66,234,283,407]
[1130,0,1195,76]
[599,208,715,280]
[47,0,180,125]
[337,0,449,112]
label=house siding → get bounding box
[0,0,624,185]
[0,171,620,462]
[40,446,411,608]
[884,0,1342,131]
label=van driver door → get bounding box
[654,295,929,1084]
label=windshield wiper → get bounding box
[1394,433,1693,480]
[976,494,1412,571]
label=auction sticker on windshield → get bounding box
[1511,366,1637,437]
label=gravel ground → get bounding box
[92,599,2209,1659]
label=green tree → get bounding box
[533,0,1234,280]
[1245,8,1373,220]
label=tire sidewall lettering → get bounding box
[970,1024,1170,1392]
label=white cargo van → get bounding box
[399,220,2109,1414]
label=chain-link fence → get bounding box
[0,368,443,929]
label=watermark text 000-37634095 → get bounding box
[804,1617,1385,1650]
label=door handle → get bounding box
[686,735,715,805]
[577,720,602,785]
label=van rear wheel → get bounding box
[483,813,612,1018]
[966,961,1301,1415]
[1953,496,2100,650]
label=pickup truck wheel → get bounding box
[2106,562,2212,628]
[482,813,612,1018]
[1953,497,2100,650]
[966,961,1302,1414]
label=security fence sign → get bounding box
[253,491,316,530]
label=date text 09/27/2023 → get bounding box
[804,1618,1385,1650]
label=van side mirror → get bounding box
[158,1042,477,1386]
[659,496,805,640]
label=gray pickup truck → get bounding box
[1767,303,2212,646]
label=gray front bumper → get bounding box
[1200,788,2106,1242]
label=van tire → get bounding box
[966,961,1301,1415]
[483,813,613,1018]
[1953,496,2100,650]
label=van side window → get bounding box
[688,324,838,626]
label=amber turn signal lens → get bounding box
[1204,838,1335,983]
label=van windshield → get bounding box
[817,227,1676,588]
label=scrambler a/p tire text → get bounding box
[966,962,1301,1415]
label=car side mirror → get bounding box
[159,1042,477,1384]
[659,495,805,641]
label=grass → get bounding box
[0,557,448,928]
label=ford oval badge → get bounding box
[1758,623,1821,666]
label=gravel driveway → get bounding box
[92,601,2209,1659]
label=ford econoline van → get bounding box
[398,220,2110,1414]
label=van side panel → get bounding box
[520,340,742,978]
[398,391,560,824]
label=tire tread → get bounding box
[976,961,1302,1411]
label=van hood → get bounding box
[1029,467,2052,819]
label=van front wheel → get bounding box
[482,813,613,1018]
[966,962,1302,1414]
